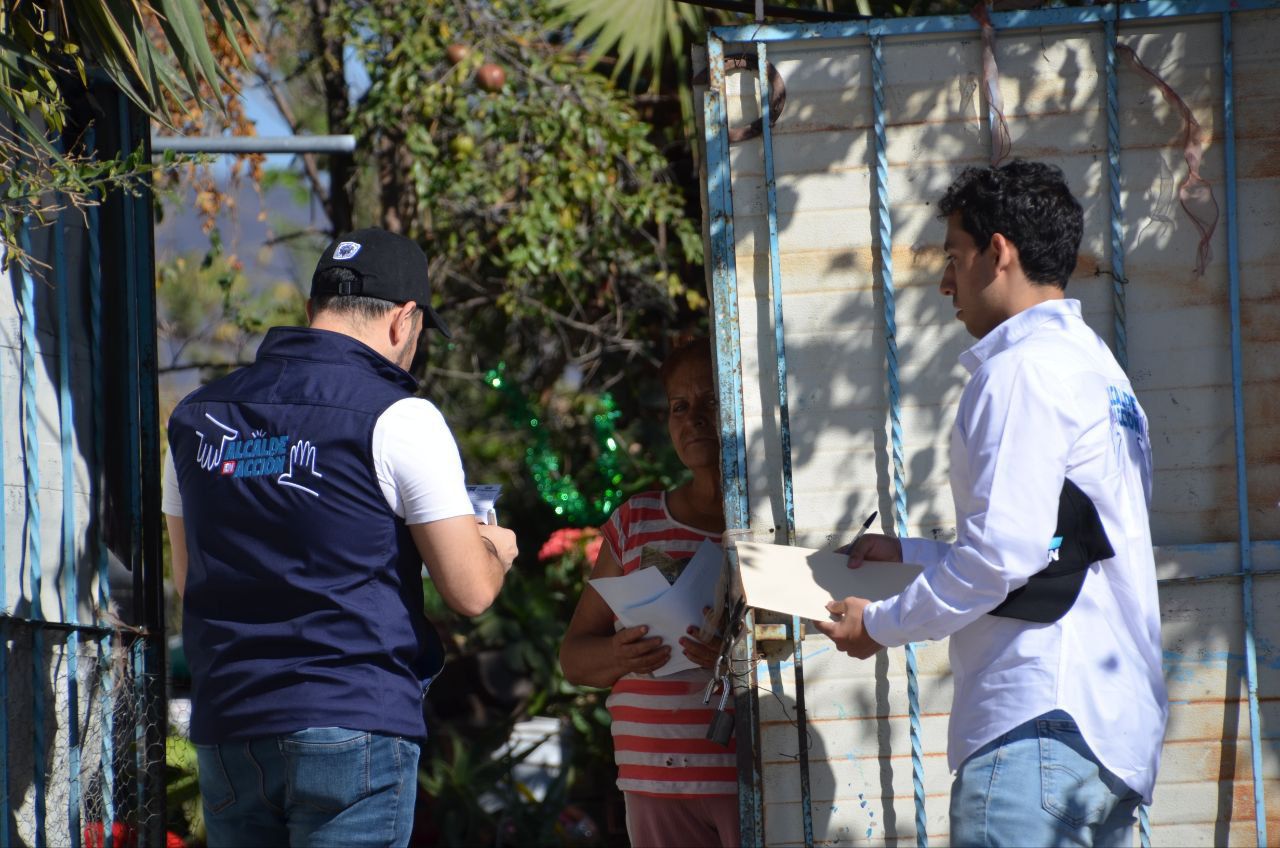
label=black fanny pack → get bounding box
[988,478,1115,623]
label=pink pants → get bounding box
[623,792,740,848]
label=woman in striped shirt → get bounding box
[560,339,738,847]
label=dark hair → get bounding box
[659,337,713,392]
[938,159,1083,289]
[310,267,399,321]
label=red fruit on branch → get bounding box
[477,63,506,92]
[445,43,469,65]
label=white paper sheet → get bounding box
[588,567,672,614]
[466,484,502,524]
[734,541,922,621]
[589,539,723,676]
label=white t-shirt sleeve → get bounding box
[372,397,475,525]
[162,448,183,517]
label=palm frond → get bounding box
[0,0,254,131]
[548,0,702,92]
[156,0,229,99]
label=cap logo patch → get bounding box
[332,241,362,260]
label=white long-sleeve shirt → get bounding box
[862,299,1168,803]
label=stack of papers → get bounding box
[734,541,922,621]
[589,539,723,677]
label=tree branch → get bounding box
[159,360,254,375]
[308,0,354,232]
[250,64,331,215]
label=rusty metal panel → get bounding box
[708,5,1280,845]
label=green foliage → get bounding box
[261,0,704,387]
[0,0,252,267]
[165,735,206,845]
[0,128,158,268]
[419,723,587,847]
[156,228,306,382]
[422,527,616,845]
[0,1,251,132]
[317,1,707,575]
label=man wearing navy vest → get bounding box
[815,162,1167,846]
[163,228,518,847]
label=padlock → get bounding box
[705,677,734,746]
[701,674,718,705]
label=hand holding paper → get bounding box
[813,596,882,659]
[734,541,921,622]
[589,540,723,677]
[609,624,671,677]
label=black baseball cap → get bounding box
[988,478,1116,624]
[311,228,451,338]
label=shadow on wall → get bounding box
[713,21,1276,844]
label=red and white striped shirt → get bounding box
[600,490,736,798]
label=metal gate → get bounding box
[2,83,167,847]
[701,2,1280,844]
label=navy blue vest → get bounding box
[169,326,444,743]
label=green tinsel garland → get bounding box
[486,363,624,525]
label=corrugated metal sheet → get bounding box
[701,6,1280,845]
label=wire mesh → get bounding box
[3,621,164,847]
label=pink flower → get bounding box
[538,527,602,563]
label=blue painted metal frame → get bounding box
[53,142,85,848]
[136,122,168,848]
[711,0,1278,43]
[752,40,816,848]
[1,360,7,848]
[1104,20,1129,373]
[0,613,6,848]
[705,33,766,848]
[1,209,8,848]
[703,2,1276,845]
[18,220,49,845]
[86,126,117,847]
[115,92,158,842]
[0,90,163,848]
[1220,12,1268,847]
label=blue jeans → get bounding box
[950,711,1142,847]
[196,727,420,847]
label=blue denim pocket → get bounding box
[1038,715,1107,829]
[194,744,237,815]
[281,727,372,812]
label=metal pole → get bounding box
[753,39,815,848]
[1221,12,1268,847]
[18,217,48,846]
[85,123,117,848]
[706,32,765,848]
[149,134,356,154]
[53,148,84,848]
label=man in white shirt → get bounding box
[815,161,1168,847]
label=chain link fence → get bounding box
[4,618,165,848]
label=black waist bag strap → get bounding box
[988,478,1116,624]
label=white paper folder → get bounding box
[734,541,923,621]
